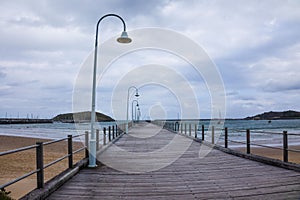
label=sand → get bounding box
[236,145,300,164]
[0,135,86,199]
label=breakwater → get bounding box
[0,118,53,124]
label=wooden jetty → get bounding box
[47,122,300,199]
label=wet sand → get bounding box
[0,135,86,199]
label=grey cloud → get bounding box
[263,80,300,92]
[1,0,300,118]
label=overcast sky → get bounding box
[0,0,300,119]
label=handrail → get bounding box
[161,120,300,164]
[0,124,127,192]
[0,144,38,156]
[0,169,38,190]
[0,133,88,191]
[44,154,70,169]
[43,138,67,146]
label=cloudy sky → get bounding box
[0,0,300,119]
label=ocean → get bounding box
[0,119,299,148]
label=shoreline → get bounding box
[0,135,85,199]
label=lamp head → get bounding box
[117,31,132,43]
[137,103,139,107]
[135,92,139,97]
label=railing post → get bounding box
[85,131,89,158]
[189,124,191,136]
[96,129,99,151]
[212,126,215,144]
[246,129,250,154]
[181,123,183,133]
[195,124,197,138]
[184,123,187,135]
[283,131,288,162]
[68,135,73,168]
[112,126,115,139]
[116,125,118,136]
[108,126,111,142]
[36,142,44,188]
[103,127,106,145]
[202,125,204,141]
[225,127,228,148]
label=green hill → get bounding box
[53,111,114,123]
[245,110,300,120]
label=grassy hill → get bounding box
[245,110,300,120]
[53,111,114,123]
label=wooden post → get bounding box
[195,124,197,138]
[112,125,115,139]
[36,142,44,188]
[283,131,288,162]
[108,126,111,142]
[116,125,118,136]
[85,131,89,158]
[212,126,215,144]
[202,125,204,141]
[96,129,99,151]
[225,127,228,148]
[189,124,191,136]
[68,135,73,169]
[103,127,106,145]
[246,129,250,154]
[184,123,187,135]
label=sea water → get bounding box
[0,120,299,147]
[198,119,300,147]
[0,121,118,142]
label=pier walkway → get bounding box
[47,122,300,199]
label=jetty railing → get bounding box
[0,121,131,195]
[220,129,300,163]
[0,133,88,191]
[161,120,300,164]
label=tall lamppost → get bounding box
[131,100,139,122]
[89,14,132,167]
[126,86,139,133]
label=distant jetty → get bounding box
[245,110,300,120]
[0,118,53,124]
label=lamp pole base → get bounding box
[88,139,98,168]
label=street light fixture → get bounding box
[126,86,139,133]
[131,100,139,122]
[89,14,132,168]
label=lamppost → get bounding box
[131,100,139,122]
[89,14,132,167]
[126,86,139,133]
[137,107,141,122]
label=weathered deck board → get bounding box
[47,122,300,199]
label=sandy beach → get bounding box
[0,135,86,199]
